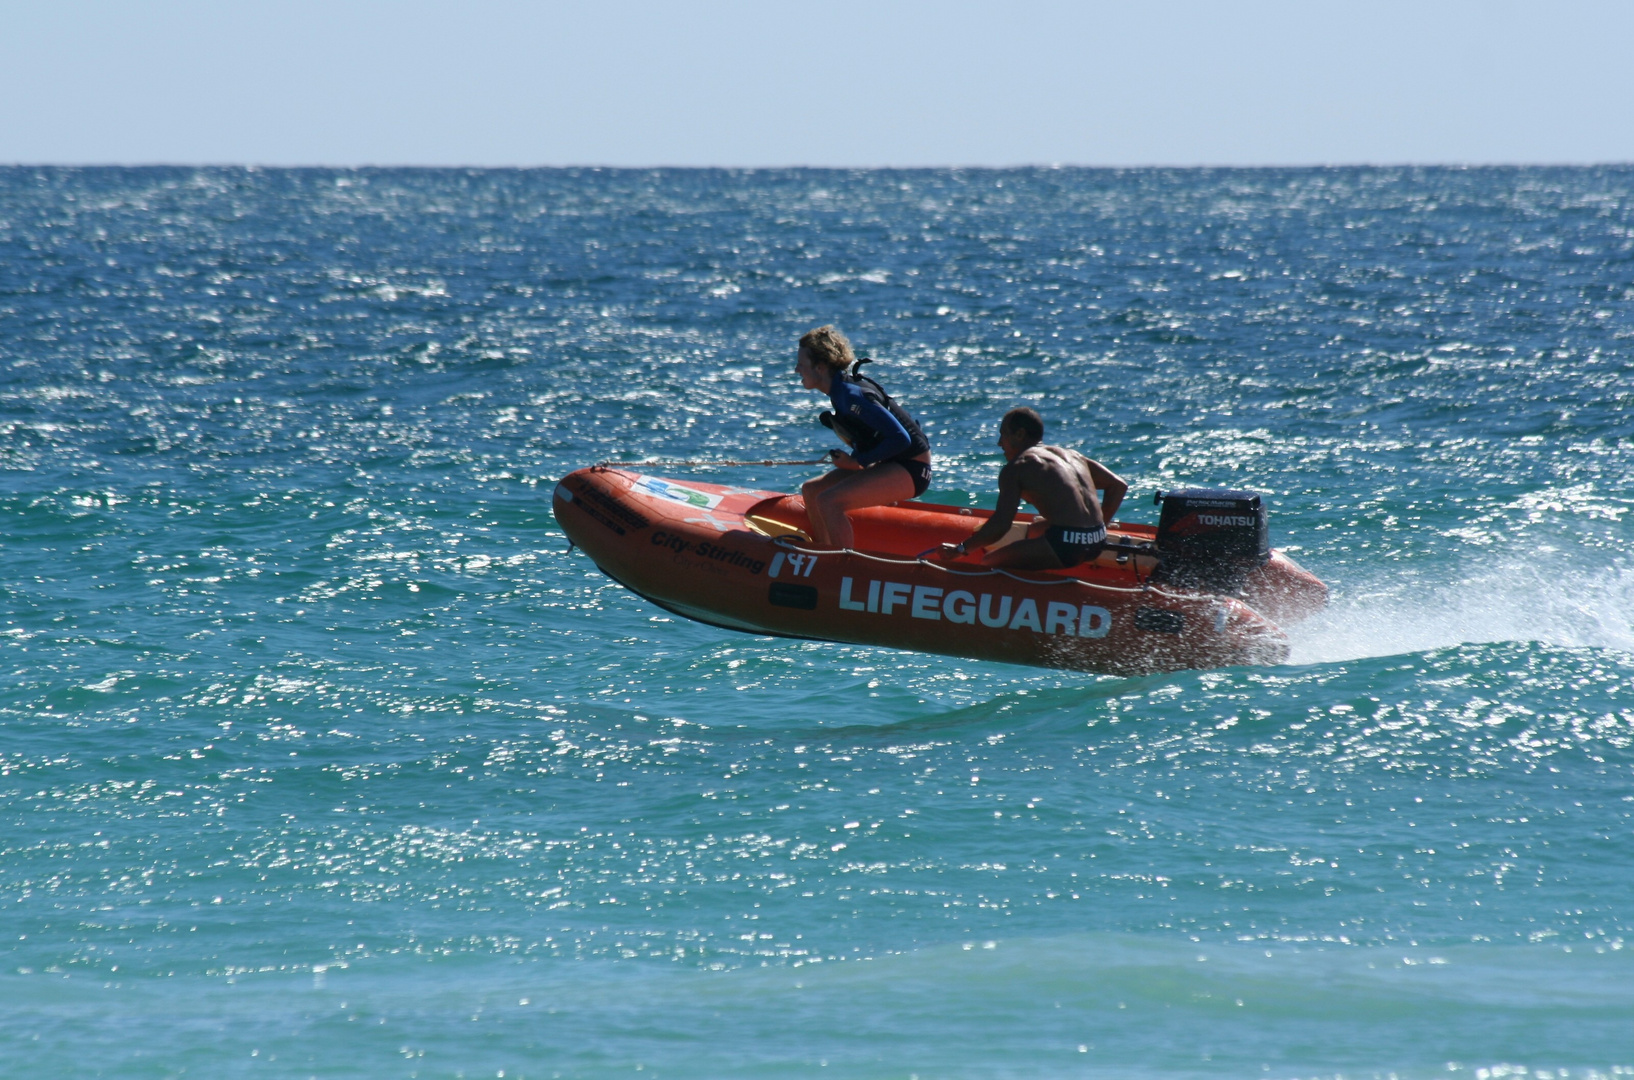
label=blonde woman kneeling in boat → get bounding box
[943,407,1128,571]
[796,325,933,549]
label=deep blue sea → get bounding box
[2,167,1632,1078]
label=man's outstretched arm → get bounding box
[959,464,1025,554]
[1084,458,1128,522]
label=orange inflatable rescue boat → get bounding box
[553,467,1326,676]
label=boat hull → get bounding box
[553,468,1319,676]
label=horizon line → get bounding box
[5,160,1634,171]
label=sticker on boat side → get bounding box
[767,552,817,579]
[633,476,722,510]
[650,530,767,575]
[836,576,1112,638]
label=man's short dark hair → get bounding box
[1001,407,1044,444]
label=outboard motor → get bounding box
[1150,488,1270,592]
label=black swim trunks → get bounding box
[893,457,932,498]
[1044,524,1107,567]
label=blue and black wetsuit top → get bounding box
[826,365,931,468]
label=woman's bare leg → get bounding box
[800,470,851,546]
[803,465,915,549]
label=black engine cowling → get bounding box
[1149,488,1269,592]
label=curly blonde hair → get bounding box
[798,325,856,372]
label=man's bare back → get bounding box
[1009,444,1114,532]
[945,409,1129,571]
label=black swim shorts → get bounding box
[1044,524,1107,567]
[893,457,932,498]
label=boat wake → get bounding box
[1287,555,1634,665]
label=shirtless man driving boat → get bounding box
[943,407,1128,571]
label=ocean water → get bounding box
[1,166,1631,1079]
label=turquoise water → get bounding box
[2,167,1632,1078]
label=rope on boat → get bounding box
[583,464,1208,604]
[769,537,1199,600]
[594,458,830,469]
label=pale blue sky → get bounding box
[3,0,1632,166]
